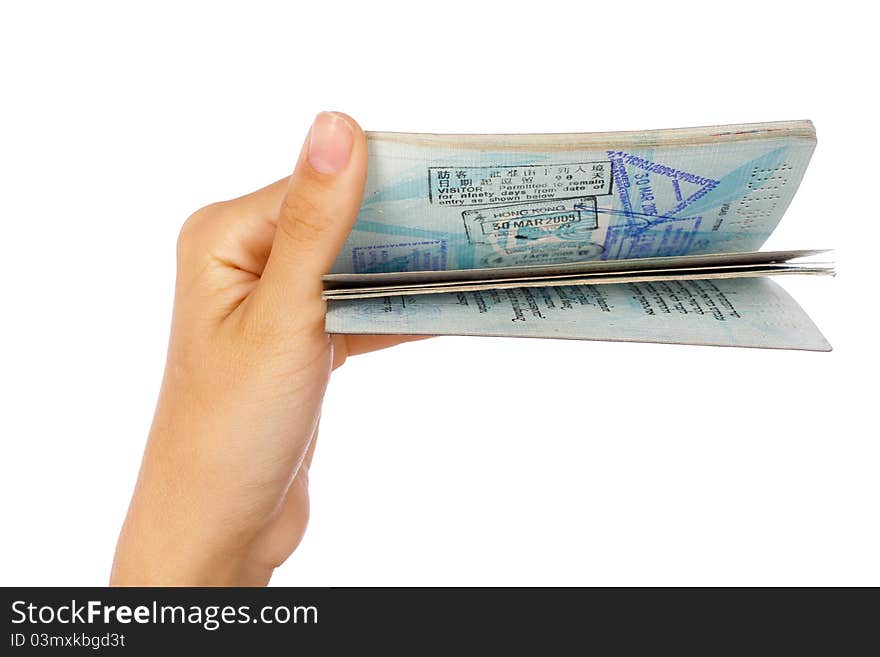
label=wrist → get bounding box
[111,468,274,586]
[111,515,273,586]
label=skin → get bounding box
[111,112,425,585]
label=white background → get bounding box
[1,1,877,586]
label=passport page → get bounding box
[326,277,831,351]
[333,121,816,275]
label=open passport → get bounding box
[323,120,833,351]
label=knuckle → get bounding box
[278,189,330,244]
[176,202,226,256]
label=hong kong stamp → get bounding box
[352,239,448,274]
[462,197,599,245]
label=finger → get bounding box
[331,334,434,369]
[343,334,433,356]
[254,112,368,326]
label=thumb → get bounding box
[255,111,367,326]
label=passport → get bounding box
[324,120,833,351]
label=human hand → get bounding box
[111,112,424,585]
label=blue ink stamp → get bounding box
[602,150,720,259]
[607,150,719,220]
[352,239,448,274]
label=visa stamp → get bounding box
[606,150,719,221]
[428,161,613,207]
[462,197,598,245]
[352,239,448,274]
[601,150,720,259]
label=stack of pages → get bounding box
[324,120,833,350]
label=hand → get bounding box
[111,112,424,585]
